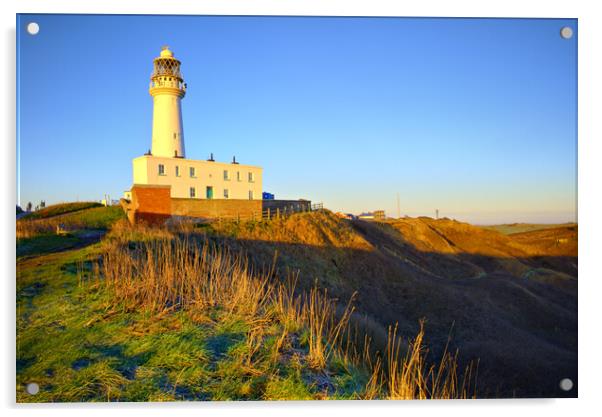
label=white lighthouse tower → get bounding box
[149,46,186,158]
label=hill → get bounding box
[16,208,577,400]
[202,212,577,397]
[17,207,473,402]
[16,205,125,258]
[481,222,577,236]
[20,202,102,220]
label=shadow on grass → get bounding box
[17,230,106,260]
[190,227,577,399]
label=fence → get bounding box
[262,201,323,220]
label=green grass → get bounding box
[16,240,368,402]
[59,206,125,229]
[21,202,102,220]
[17,233,88,259]
[17,206,126,240]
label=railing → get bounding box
[262,203,307,220]
[149,80,186,90]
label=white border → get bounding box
[3,1,601,416]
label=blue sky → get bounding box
[17,15,577,224]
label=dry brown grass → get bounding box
[209,210,372,250]
[382,322,476,399]
[17,218,67,239]
[89,223,475,399]
[305,287,356,370]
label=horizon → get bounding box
[17,15,577,224]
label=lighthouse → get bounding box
[122,46,315,225]
[130,46,263,203]
[149,46,186,158]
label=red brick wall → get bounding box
[130,185,172,225]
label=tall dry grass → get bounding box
[16,218,69,239]
[87,224,475,399]
[381,322,476,399]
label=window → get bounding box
[158,164,165,176]
[175,166,180,177]
[223,189,229,199]
[248,190,254,200]
[223,170,230,181]
[237,171,241,182]
[190,187,196,198]
[189,167,196,178]
[248,172,254,183]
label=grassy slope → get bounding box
[481,223,577,235]
[57,206,125,228]
[202,212,578,398]
[17,208,577,400]
[17,242,371,402]
[17,209,371,402]
[17,206,125,242]
[21,202,102,220]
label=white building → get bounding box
[129,46,263,201]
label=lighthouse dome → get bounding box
[160,47,173,58]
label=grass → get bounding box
[204,210,371,250]
[17,233,86,259]
[17,206,125,239]
[16,210,476,402]
[21,202,102,220]
[480,223,577,235]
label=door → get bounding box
[206,186,213,199]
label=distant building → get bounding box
[101,195,117,206]
[335,212,356,220]
[357,210,385,221]
[373,210,385,220]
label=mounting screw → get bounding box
[560,26,573,39]
[26,22,40,35]
[26,382,39,395]
[559,378,573,391]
